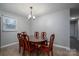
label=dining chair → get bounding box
[17,33,24,53]
[41,32,47,40]
[21,32,27,36]
[34,32,39,40]
[39,34,55,56]
[22,34,35,55]
[34,32,39,50]
[41,32,48,47]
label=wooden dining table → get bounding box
[28,35,48,55]
[29,35,48,46]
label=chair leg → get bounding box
[28,51,31,56]
[49,50,53,56]
[22,48,25,56]
[51,49,53,56]
[51,51,53,56]
[48,52,50,56]
[19,46,21,53]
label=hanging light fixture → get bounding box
[28,6,35,20]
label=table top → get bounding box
[29,35,48,42]
[29,35,49,48]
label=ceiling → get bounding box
[0,3,79,17]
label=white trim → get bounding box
[0,42,18,48]
[54,44,70,51]
[0,42,70,51]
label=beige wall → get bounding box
[30,9,70,48]
[0,10,29,47]
[0,8,70,49]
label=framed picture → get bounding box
[2,16,16,31]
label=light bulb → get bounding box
[33,16,35,19]
[71,17,76,20]
[28,14,32,19]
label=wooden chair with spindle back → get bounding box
[34,32,39,49]
[41,32,48,47]
[39,34,55,56]
[22,34,35,55]
[21,33,28,55]
[41,32,46,40]
[17,33,24,53]
[34,32,39,40]
[49,34,55,55]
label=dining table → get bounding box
[29,35,48,46]
[28,35,48,55]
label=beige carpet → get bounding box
[0,44,79,56]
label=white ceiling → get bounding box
[0,3,79,17]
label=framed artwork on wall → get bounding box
[2,16,16,31]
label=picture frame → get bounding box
[2,16,16,31]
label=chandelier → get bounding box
[28,6,35,21]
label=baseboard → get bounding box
[0,42,18,48]
[0,42,70,51]
[53,44,70,51]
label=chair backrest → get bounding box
[21,34,26,39]
[17,33,21,40]
[22,35,30,50]
[17,33,24,47]
[23,38,28,50]
[21,32,27,36]
[49,34,55,51]
[34,32,39,39]
[41,32,46,40]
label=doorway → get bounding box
[70,20,79,50]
